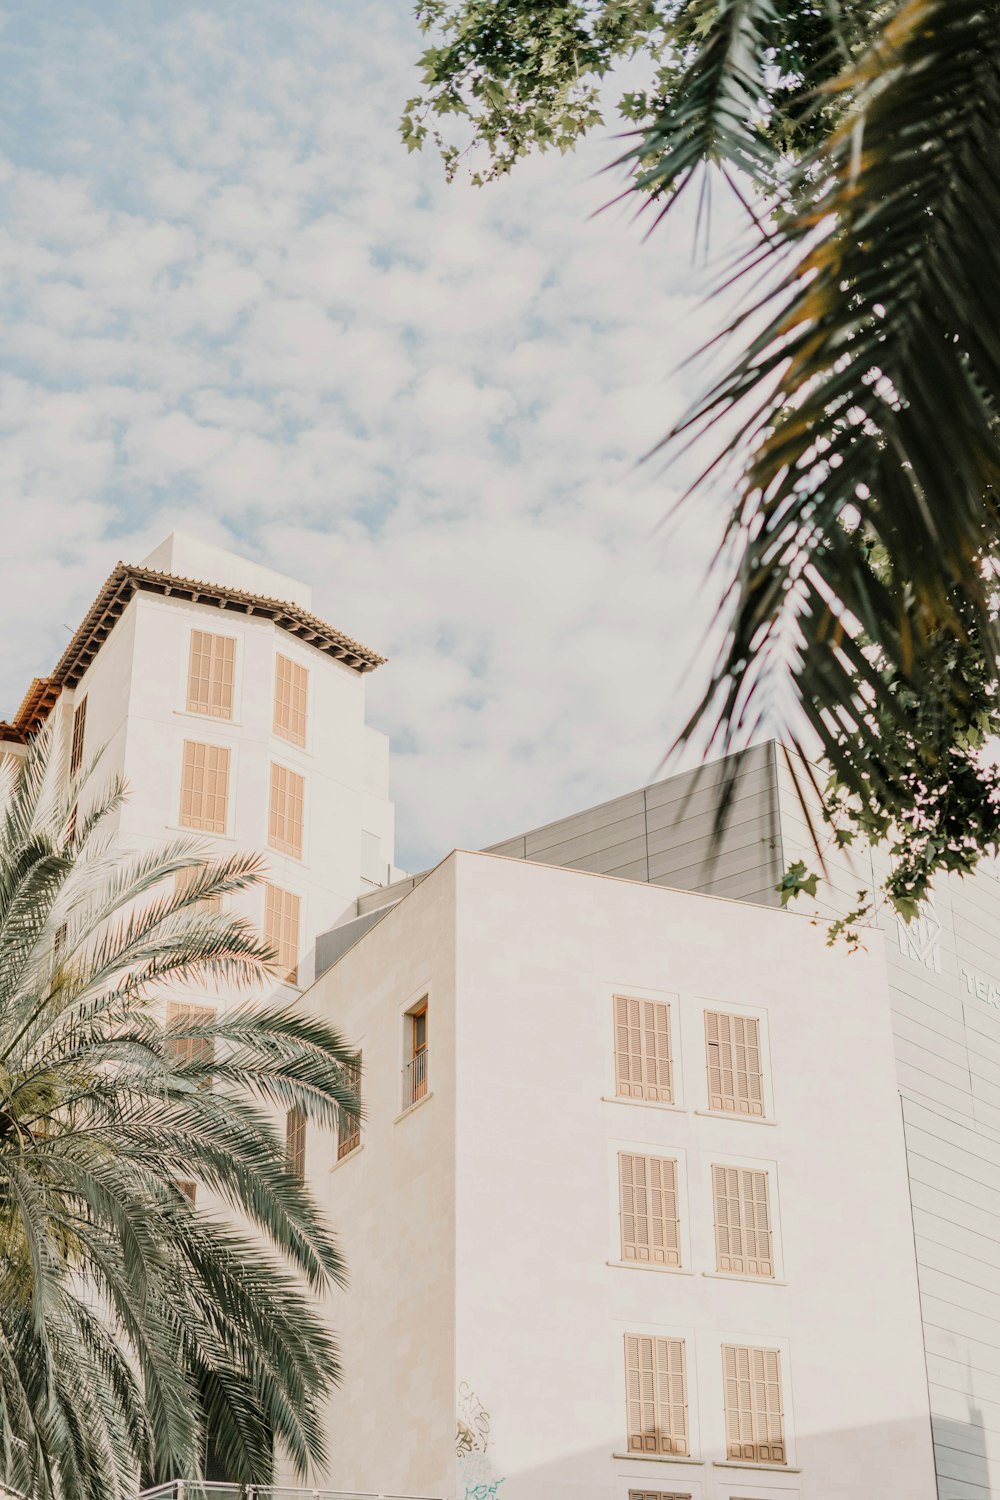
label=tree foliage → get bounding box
[403,0,1000,923]
[0,729,360,1500]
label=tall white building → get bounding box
[0,531,398,998]
[300,849,937,1500]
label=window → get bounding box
[286,1106,307,1178]
[268,762,304,858]
[403,1001,428,1109]
[174,868,222,915]
[704,1011,764,1116]
[53,923,68,964]
[712,1166,773,1278]
[273,654,308,747]
[618,1154,681,1267]
[629,1493,691,1500]
[165,1001,216,1083]
[614,996,673,1103]
[187,631,236,719]
[361,829,383,885]
[176,1180,197,1205]
[624,1334,689,1456]
[722,1345,785,1464]
[180,741,230,834]
[337,1053,362,1161]
[69,696,87,776]
[264,884,301,985]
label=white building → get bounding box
[300,848,938,1500]
[0,531,398,1001]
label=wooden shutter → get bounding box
[286,1106,307,1178]
[624,1335,688,1456]
[337,1053,362,1160]
[619,1153,681,1266]
[187,631,236,719]
[176,1180,197,1204]
[628,1493,692,1500]
[180,741,230,833]
[264,883,301,984]
[274,654,308,747]
[712,1165,773,1277]
[69,697,87,776]
[722,1345,785,1464]
[614,996,673,1103]
[705,1011,765,1116]
[165,1000,216,1082]
[268,763,304,858]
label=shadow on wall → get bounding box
[453,1413,941,1500]
[933,1403,990,1500]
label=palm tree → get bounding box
[405,0,1000,909]
[0,727,359,1500]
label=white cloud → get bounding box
[0,0,745,868]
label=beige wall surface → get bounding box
[449,852,935,1500]
[293,858,459,1498]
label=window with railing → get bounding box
[402,1002,428,1109]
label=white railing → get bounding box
[401,1049,428,1110]
[136,1487,441,1500]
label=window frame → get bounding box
[623,1332,691,1458]
[711,1163,775,1279]
[336,1052,362,1161]
[69,696,88,777]
[612,992,679,1106]
[273,651,309,748]
[264,882,302,986]
[268,760,306,860]
[700,1002,773,1119]
[179,739,232,835]
[618,1151,683,1269]
[720,1343,787,1467]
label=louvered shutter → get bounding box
[69,697,87,776]
[722,1344,785,1463]
[274,654,308,746]
[614,996,673,1103]
[264,883,301,984]
[624,1335,688,1455]
[269,763,305,857]
[620,1154,681,1266]
[712,1166,773,1277]
[165,1000,216,1082]
[187,631,235,719]
[180,741,230,833]
[705,1010,765,1115]
[655,1337,688,1454]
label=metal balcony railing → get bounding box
[401,1048,428,1110]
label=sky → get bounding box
[0,0,744,871]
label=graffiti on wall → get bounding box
[456,1382,504,1500]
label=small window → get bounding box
[179,741,230,834]
[360,830,383,885]
[628,1492,691,1500]
[53,923,68,964]
[187,631,236,719]
[69,697,88,776]
[286,1107,307,1179]
[337,1053,362,1161]
[176,1181,197,1205]
[624,1334,689,1456]
[273,654,308,747]
[614,996,673,1103]
[722,1344,785,1464]
[704,1010,764,1116]
[403,1002,428,1109]
[264,884,301,985]
[165,1001,216,1085]
[268,762,305,859]
[712,1165,773,1278]
[618,1154,681,1267]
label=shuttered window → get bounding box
[722,1345,785,1464]
[179,741,230,833]
[624,1335,689,1456]
[274,654,308,747]
[69,697,87,776]
[628,1493,691,1500]
[187,631,236,719]
[176,1180,197,1204]
[286,1106,307,1178]
[165,1001,216,1082]
[619,1154,681,1267]
[337,1053,362,1161]
[712,1166,773,1277]
[264,884,301,985]
[705,1011,764,1116]
[268,763,304,858]
[614,996,673,1103]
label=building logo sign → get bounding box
[960,967,1000,1010]
[897,901,942,974]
